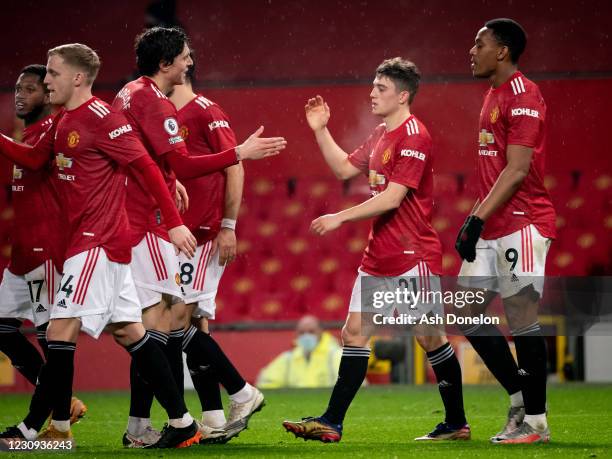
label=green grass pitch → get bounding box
[1,384,611,458]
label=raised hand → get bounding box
[305,95,330,132]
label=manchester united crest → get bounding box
[382,148,391,164]
[67,131,80,148]
[490,106,500,124]
[179,125,189,140]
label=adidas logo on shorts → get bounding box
[511,273,520,283]
[56,299,67,308]
[35,304,47,313]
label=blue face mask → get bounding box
[297,333,318,353]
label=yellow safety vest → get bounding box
[256,332,342,389]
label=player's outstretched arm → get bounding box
[130,154,197,258]
[305,95,360,180]
[0,131,54,170]
[311,182,408,235]
[166,126,285,180]
[235,126,286,160]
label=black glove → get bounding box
[455,215,484,262]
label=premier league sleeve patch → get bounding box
[164,117,179,136]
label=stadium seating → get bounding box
[0,171,609,321]
[220,171,611,322]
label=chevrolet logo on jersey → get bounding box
[478,129,494,146]
[12,165,23,180]
[56,153,73,170]
[368,170,386,187]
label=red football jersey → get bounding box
[348,116,443,276]
[112,77,184,245]
[9,115,63,275]
[477,71,556,240]
[177,95,237,244]
[43,97,147,263]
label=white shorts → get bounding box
[348,261,443,320]
[131,233,182,309]
[50,248,141,338]
[179,240,225,320]
[458,224,551,299]
[0,261,59,327]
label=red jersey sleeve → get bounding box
[389,135,431,190]
[95,111,148,166]
[133,96,184,157]
[0,118,56,170]
[506,92,545,148]
[348,125,384,174]
[201,105,238,152]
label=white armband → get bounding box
[221,218,237,230]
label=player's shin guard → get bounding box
[186,349,223,414]
[166,329,185,396]
[47,341,76,423]
[129,330,167,419]
[0,319,44,386]
[129,359,154,419]
[183,326,245,395]
[512,323,547,416]
[36,323,48,359]
[322,346,370,425]
[462,324,521,395]
[22,341,75,431]
[426,343,467,425]
[126,333,187,419]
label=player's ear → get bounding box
[399,90,410,105]
[159,59,172,74]
[497,45,510,62]
[73,71,85,87]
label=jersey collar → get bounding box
[492,71,523,93]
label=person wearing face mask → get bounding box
[256,316,341,389]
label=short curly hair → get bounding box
[135,27,189,76]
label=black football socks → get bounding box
[426,342,467,426]
[463,324,522,396]
[322,346,370,425]
[512,323,547,415]
[0,319,44,386]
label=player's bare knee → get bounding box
[141,302,163,329]
[503,285,539,330]
[170,301,189,329]
[341,323,368,347]
[111,322,145,347]
[416,333,447,352]
[46,318,80,342]
[456,288,495,316]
